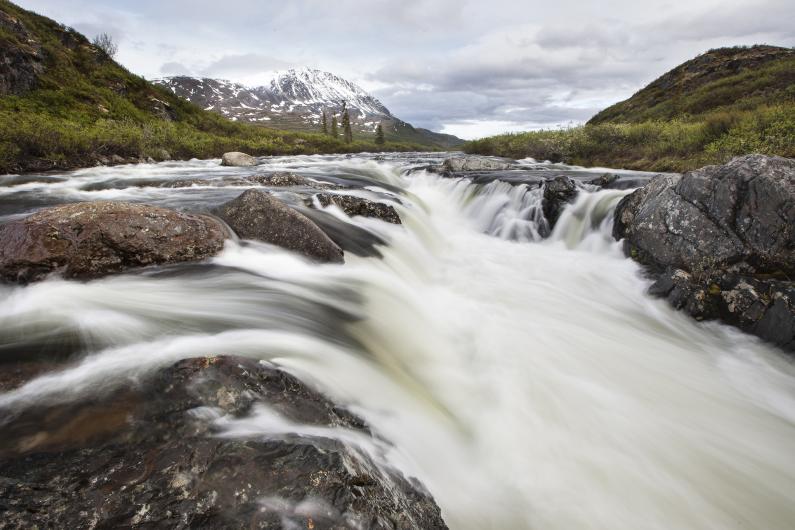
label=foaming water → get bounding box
[1,155,794,529]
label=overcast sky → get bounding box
[16,0,795,139]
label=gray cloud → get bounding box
[200,54,293,77]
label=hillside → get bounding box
[0,0,426,174]
[589,45,795,124]
[465,45,795,172]
[154,70,463,149]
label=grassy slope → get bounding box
[0,1,427,174]
[464,46,795,171]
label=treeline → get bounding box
[320,104,386,146]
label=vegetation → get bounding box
[0,0,426,174]
[465,46,795,171]
[330,116,339,138]
[375,123,385,145]
[321,111,328,135]
[91,32,117,58]
[342,106,353,144]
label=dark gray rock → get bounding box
[0,356,448,529]
[0,10,44,95]
[0,201,229,283]
[614,155,795,351]
[248,172,321,187]
[312,194,401,224]
[543,176,579,228]
[221,152,257,167]
[588,173,620,188]
[216,189,344,263]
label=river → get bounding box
[1,153,794,529]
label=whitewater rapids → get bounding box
[1,154,794,529]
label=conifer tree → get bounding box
[321,111,328,135]
[342,108,353,144]
[374,122,385,145]
[330,115,339,138]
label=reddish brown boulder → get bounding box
[0,201,229,283]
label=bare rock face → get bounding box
[0,10,45,95]
[0,356,448,529]
[312,193,401,224]
[614,154,795,351]
[0,201,229,283]
[221,152,258,167]
[216,190,344,263]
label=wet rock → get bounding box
[542,176,578,228]
[0,201,229,283]
[614,154,795,351]
[440,156,514,173]
[247,172,316,187]
[221,152,258,167]
[311,193,401,224]
[215,190,344,263]
[0,356,448,529]
[587,173,620,188]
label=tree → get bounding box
[93,32,118,58]
[330,115,339,138]
[342,108,353,144]
[321,111,328,135]
[374,123,385,145]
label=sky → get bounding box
[16,0,795,139]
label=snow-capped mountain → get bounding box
[153,68,462,148]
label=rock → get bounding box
[0,11,45,95]
[0,356,448,529]
[215,190,344,263]
[588,173,620,188]
[109,154,126,164]
[542,176,579,228]
[155,148,172,161]
[312,193,401,224]
[0,201,228,283]
[614,154,795,351]
[221,152,258,167]
[614,154,795,275]
[440,156,514,173]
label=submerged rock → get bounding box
[614,154,795,351]
[0,201,228,283]
[542,176,578,229]
[248,172,323,187]
[0,356,448,529]
[221,151,258,167]
[216,189,344,263]
[587,173,620,188]
[312,193,401,224]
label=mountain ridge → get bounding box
[154,68,463,148]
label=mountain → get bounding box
[0,1,433,174]
[154,69,463,149]
[589,45,795,124]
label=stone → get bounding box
[0,201,228,283]
[221,152,258,167]
[312,193,401,224]
[215,190,344,263]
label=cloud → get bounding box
[159,61,192,75]
[200,54,293,78]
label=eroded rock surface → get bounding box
[0,356,448,529]
[440,156,514,173]
[312,193,401,224]
[0,201,228,283]
[614,154,795,351]
[542,176,579,229]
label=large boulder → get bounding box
[440,156,514,173]
[0,201,228,283]
[0,356,448,529]
[614,154,795,351]
[216,190,344,263]
[221,152,257,167]
[312,193,401,224]
[542,176,578,228]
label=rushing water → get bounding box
[1,153,794,529]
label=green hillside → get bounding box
[465,46,795,171]
[0,0,425,174]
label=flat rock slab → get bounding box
[0,201,228,283]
